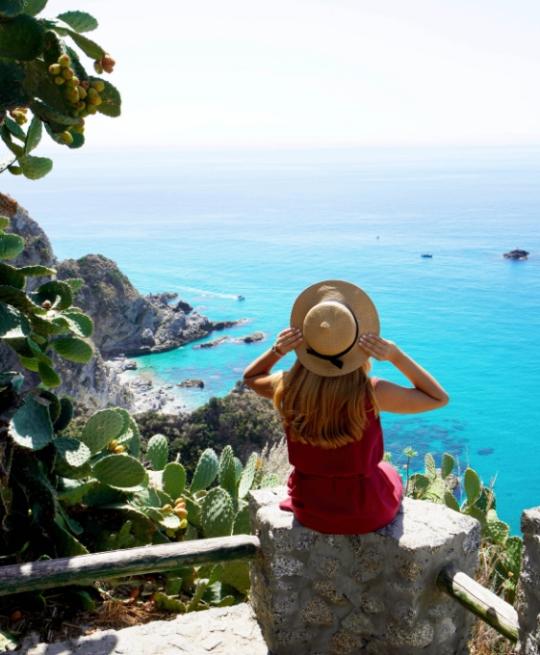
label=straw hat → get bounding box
[290,280,379,377]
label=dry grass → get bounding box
[259,434,291,483]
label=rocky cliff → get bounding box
[56,255,213,357]
[0,193,225,412]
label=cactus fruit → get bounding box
[91,80,105,92]
[201,487,234,538]
[146,433,168,470]
[58,54,71,67]
[48,63,61,75]
[190,448,219,493]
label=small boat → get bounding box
[421,253,433,258]
[503,249,529,260]
[237,295,245,301]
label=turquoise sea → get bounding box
[5,146,540,533]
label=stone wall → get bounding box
[517,507,540,654]
[248,487,481,655]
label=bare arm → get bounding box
[359,334,449,413]
[243,327,302,399]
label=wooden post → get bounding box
[0,534,260,597]
[437,565,519,642]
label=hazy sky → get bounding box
[43,1,540,149]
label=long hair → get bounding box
[273,360,378,449]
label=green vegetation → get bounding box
[0,1,120,179]
[405,451,522,605]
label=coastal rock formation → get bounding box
[56,255,214,358]
[178,378,205,389]
[0,193,228,413]
[504,249,529,260]
[235,331,265,344]
[0,194,133,410]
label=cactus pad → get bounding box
[53,396,74,432]
[80,408,125,454]
[201,487,234,538]
[52,335,93,363]
[238,452,259,499]
[54,436,91,468]
[147,433,168,470]
[218,446,237,499]
[9,395,54,450]
[163,462,186,499]
[232,503,251,535]
[190,448,219,492]
[92,454,146,489]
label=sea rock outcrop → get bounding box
[56,254,214,357]
[0,193,225,412]
[0,194,133,410]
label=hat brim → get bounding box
[290,280,380,377]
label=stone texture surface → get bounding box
[517,506,540,654]
[248,486,481,655]
[12,604,268,655]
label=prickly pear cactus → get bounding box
[200,487,234,538]
[238,452,259,499]
[163,462,186,499]
[92,454,146,489]
[0,4,121,178]
[80,408,125,454]
[190,448,219,493]
[218,445,237,500]
[146,433,169,470]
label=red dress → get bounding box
[278,399,403,534]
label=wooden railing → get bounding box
[0,536,518,644]
[0,535,260,597]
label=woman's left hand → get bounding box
[274,327,303,355]
[358,333,399,362]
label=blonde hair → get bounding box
[273,360,378,449]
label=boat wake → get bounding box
[176,285,241,300]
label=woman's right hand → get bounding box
[274,327,303,355]
[358,333,399,362]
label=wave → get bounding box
[176,285,240,300]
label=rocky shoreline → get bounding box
[0,193,246,415]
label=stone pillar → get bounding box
[517,507,540,654]
[248,487,481,655]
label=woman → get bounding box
[243,280,449,534]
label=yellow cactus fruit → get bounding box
[88,95,102,106]
[93,60,103,74]
[12,111,27,125]
[54,76,65,86]
[174,507,188,519]
[91,80,105,92]
[66,88,80,104]
[78,86,87,100]
[174,497,185,505]
[59,131,73,145]
[86,105,98,115]
[58,54,71,67]
[101,54,116,73]
[62,67,74,80]
[72,122,85,134]
[179,518,188,530]
[76,101,86,112]
[165,528,176,538]
[113,445,126,454]
[48,63,61,76]
[162,504,173,512]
